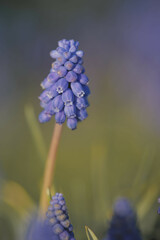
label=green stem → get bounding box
[39,123,63,216]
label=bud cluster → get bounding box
[46,193,75,240]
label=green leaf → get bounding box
[24,104,47,162]
[85,226,98,240]
[1,181,35,217]
[137,184,159,221]
[47,188,52,201]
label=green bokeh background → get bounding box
[0,0,160,239]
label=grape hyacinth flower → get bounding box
[46,193,75,240]
[39,39,90,130]
[26,193,75,240]
[105,198,142,240]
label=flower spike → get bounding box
[39,39,90,130]
[46,193,75,240]
[105,198,142,240]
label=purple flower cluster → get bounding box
[26,193,75,240]
[46,193,75,240]
[39,39,90,130]
[105,198,142,240]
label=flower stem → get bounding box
[39,123,63,216]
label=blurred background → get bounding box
[0,0,160,239]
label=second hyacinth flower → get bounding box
[46,193,75,240]
[105,198,142,240]
[39,39,90,130]
[26,193,75,240]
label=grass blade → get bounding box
[85,226,98,240]
[24,105,47,162]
